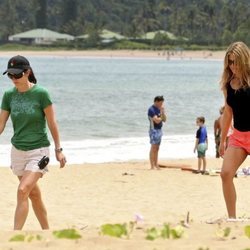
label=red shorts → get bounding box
[228,129,250,154]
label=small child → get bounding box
[193,117,208,174]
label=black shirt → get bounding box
[226,83,250,132]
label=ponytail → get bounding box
[25,68,37,84]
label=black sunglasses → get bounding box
[228,59,235,66]
[7,72,24,80]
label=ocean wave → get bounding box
[0,134,216,167]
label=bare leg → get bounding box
[15,171,42,230]
[29,184,49,229]
[198,158,202,171]
[149,145,155,169]
[202,157,207,172]
[220,147,247,218]
[149,144,160,169]
[154,145,160,169]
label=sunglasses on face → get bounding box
[7,72,24,80]
[228,59,235,66]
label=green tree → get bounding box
[222,29,234,45]
[132,0,160,36]
[36,0,47,28]
[0,0,37,40]
[0,0,249,46]
[84,29,101,48]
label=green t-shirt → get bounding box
[1,84,52,151]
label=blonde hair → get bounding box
[220,41,250,90]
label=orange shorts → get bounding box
[228,129,250,154]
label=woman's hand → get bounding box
[56,152,67,168]
[219,142,225,158]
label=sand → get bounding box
[0,49,225,60]
[1,157,250,249]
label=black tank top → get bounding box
[226,83,250,131]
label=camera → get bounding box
[38,156,50,169]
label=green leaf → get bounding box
[9,234,25,242]
[53,229,82,239]
[161,224,170,239]
[100,223,128,238]
[245,225,250,238]
[170,225,184,239]
[26,235,34,242]
[223,227,231,237]
[36,234,42,241]
[145,227,160,241]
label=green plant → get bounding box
[215,226,231,239]
[9,233,42,242]
[53,229,82,240]
[161,224,171,239]
[170,225,185,239]
[9,234,25,242]
[146,227,160,241]
[145,224,185,241]
[245,225,250,238]
[101,223,127,238]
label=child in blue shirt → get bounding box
[193,116,208,174]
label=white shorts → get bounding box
[11,146,50,176]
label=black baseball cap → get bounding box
[3,55,31,75]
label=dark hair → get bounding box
[154,95,164,102]
[24,68,37,84]
[197,116,205,123]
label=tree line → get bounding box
[0,0,249,47]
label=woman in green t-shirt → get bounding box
[0,55,66,230]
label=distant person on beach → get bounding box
[148,95,167,170]
[0,55,66,230]
[219,41,250,220]
[214,106,234,158]
[193,116,208,174]
[214,106,224,158]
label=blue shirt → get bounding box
[148,105,162,130]
[196,126,207,144]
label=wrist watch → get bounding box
[55,148,63,152]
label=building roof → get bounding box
[77,29,125,40]
[100,29,125,40]
[9,28,74,41]
[143,30,177,40]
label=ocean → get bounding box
[0,55,224,166]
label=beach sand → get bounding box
[0,49,225,60]
[1,157,250,249]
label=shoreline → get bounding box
[0,49,225,60]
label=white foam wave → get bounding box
[0,134,217,167]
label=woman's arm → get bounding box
[219,90,233,156]
[0,110,10,134]
[44,104,66,168]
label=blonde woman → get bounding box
[219,42,250,220]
